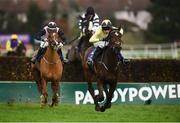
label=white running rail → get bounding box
[121,42,180,59]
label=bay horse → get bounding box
[31,32,63,107]
[83,28,123,112]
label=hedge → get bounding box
[0,56,180,82]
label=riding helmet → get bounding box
[47,21,57,30]
[85,6,95,16]
[11,34,18,40]
[101,19,112,30]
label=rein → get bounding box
[98,30,121,72]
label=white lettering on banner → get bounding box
[75,91,84,104]
[169,85,176,98]
[178,84,180,98]
[117,88,128,102]
[129,88,138,102]
[139,87,152,101]
[151,85,167,99]
[111,90,118,103]
[83,91,94,104]
[74,84,180,104]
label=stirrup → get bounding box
[87,59,93,65]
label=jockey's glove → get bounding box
[43,38,48,42]
[43,42,49,47]
[123,59,130,65]
[57,42,63,49]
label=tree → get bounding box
[146,0,180,43]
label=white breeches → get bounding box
[93,41,109,48]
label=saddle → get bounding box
[86,47,103,72]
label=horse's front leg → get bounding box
[84,70,100,111]
[100,82,117,112]
[50,81,60,107]
[96,79,105,102]
[40,78,48,107]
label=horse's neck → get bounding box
[44,47,59,61]
[103,47,118,71]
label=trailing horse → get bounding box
[79,15,94,60]
[83,28,123,112]
[31,32,63,107]
[6,42,26,56]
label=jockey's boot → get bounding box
[31,47,47,64]
[92,47,102,62]
[87,47,96,66]
[57,49,68,63]
[117,52,129,65]
[87,47,101,66]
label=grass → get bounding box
[0,103,180,122]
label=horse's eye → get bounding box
[115,32,119,36]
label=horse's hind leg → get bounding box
[50,82,60,107]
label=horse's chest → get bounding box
[40,65,62,81]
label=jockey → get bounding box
[6,34,22,52]
[77,6,100,52]
[31,21,67,64]
[87,19,128,66]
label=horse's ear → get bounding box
[118,24,124,35]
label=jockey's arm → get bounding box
[89,27,102,43]
[6,40,13,52]
[58,29,67,44]
[92,13,100,32]
[34,29,46,41]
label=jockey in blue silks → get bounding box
[31,21,67,64]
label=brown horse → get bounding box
[83,28,123,112]
[31,32,63,107]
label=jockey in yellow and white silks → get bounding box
[6,34,22,52]
[87,19,128,66]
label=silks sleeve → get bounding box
[89,27,101,43]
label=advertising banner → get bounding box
[61,82,180,105]
[0,81,179,104]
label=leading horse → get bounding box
[31,32,63,107]
[83,28,123,112]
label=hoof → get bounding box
[100,106,106,112]
[40,103,46,108]
[105,103,111,109]
[95,105,101,112]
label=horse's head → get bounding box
[48,32,62,50]
[107,28,123,51]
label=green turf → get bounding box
[0,103,180,122]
